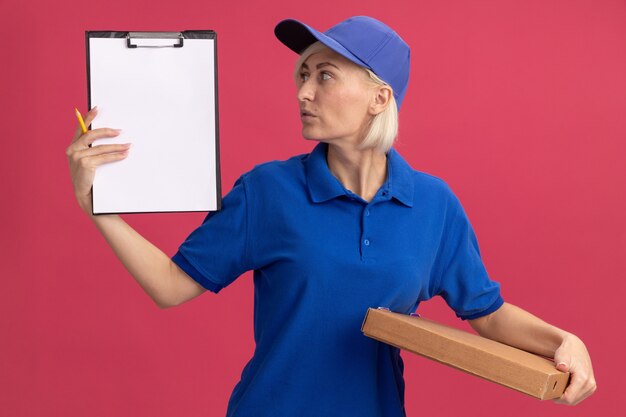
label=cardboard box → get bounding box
[361,308,570,400]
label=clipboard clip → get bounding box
[126,32,184,48]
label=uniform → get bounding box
[172,142,503,417]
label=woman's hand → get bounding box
[469,302,597,405]
[553,334,597,405]
[66,107,131,215]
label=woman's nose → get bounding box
[297,80,314,102]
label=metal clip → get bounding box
[127,32,184,48]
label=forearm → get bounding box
[469,302,573,358]
[89,213,176,308]
[67,110,202,308]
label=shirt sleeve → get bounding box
[434,188,504,320]
[171,175,252,293]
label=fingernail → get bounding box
[115,129,123,133]
[125,143,132,147]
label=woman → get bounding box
[67,16,596,416]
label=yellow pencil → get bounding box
[74,107,87,134]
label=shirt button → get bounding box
[364,239,370,246]
[365,209,370,216]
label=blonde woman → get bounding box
[67,16,595,416]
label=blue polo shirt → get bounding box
[172,142,503,417]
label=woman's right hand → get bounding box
[66,107,131,215]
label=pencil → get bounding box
[75,107,87,134]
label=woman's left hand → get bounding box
[553,334,597,405]
[469,302,597,405]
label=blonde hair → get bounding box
[294,41,399,154]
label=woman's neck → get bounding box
[326,142,387,202]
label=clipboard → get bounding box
[86,31,221,214]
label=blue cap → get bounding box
[275,16,411,110]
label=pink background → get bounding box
[1,0,624,416]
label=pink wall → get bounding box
[1,0,623,416]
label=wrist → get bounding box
[75,193,93,217]
[551,330,578,357]
[535,325,571,358]
[559,331,580,347]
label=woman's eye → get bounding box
[298,72,330,82]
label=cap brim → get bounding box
[274,19,371,70]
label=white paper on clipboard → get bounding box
[87,31,221,214]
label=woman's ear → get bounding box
[369,86,392,115]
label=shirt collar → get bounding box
[304,142,414,207]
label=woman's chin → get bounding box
[302,136,322,142]
[300,129,323,141]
